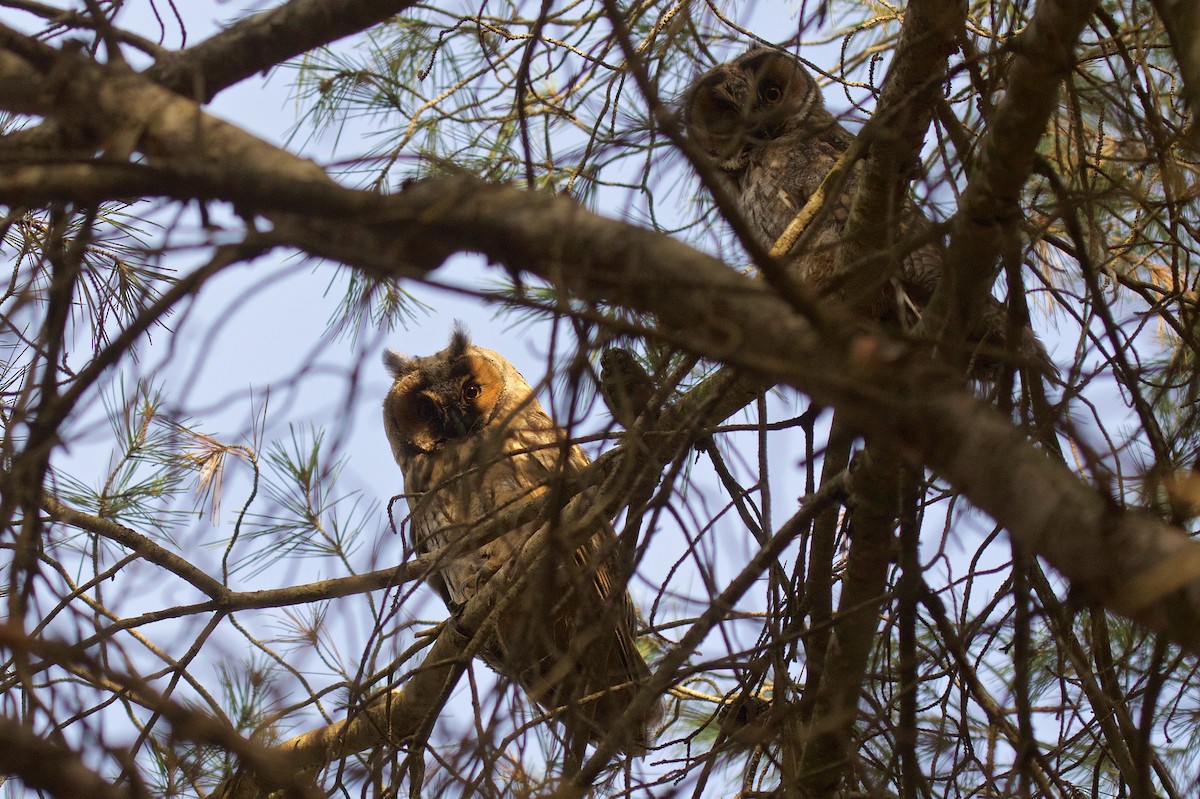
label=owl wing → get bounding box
[406,476,464,613]
[571,527,652,666]
[517,422,656,735]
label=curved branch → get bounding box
[42,494,226,600]
[146,0,424,102]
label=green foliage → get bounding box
[226,424,375,578]
[54,380,193,541]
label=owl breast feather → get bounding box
[736,127,858,258]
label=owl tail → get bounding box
[964,296,1062,386]
[503,588,662,757]
[568,620,662,756]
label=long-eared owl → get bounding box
[382,328,659,754]
[682,47,1053,375]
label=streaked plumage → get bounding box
[683,47,1055,377]
[383,328,659,754]
[598,348,656,428]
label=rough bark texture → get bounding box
[147,0,424,102]
[933,0,1101,348]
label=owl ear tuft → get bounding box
[449,322,471,357]
[383,349,415,378]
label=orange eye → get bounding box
[760,83,783,105]
[462,382,482,401]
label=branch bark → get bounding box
[146,0,424,102]
[789,449,902,797]
[0,0,424,153]
[930,0,1100,350]
[838,0,964,297]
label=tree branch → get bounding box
[0,27,333,184]
[0,40,1197,654]
[146,0,424,102]
[790,449,902,796]
[0,0,424,153]
[838,0,963,300]
[930,0,1099,349]
[0,714,134,799]
[42,494,226,599]
[4,144,1199,655]
[1151,0,1200,123]
[0,622,322,799]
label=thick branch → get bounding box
[262,617,468,782]
[838,0,963,296]
[146,0,423,102]
[0,79,1198,654]
[791,449,902,796]
[6,155,1200,651]
[931,0,1099,345]
[0,27,333,185]
[0,0,423,153]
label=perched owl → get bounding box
[682,47,1053,376]
[382,328,659,755]
[598,347,657,428]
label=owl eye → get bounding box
[462,382,482,401]
[417,399,439,422]
[759,82,784,105]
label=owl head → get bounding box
[682,47,822,171]
[382,327,521,462]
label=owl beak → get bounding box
[445,405,472,439]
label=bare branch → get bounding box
[146,0,425,102]
[43,493,226,599]
[932,0,1100,348]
